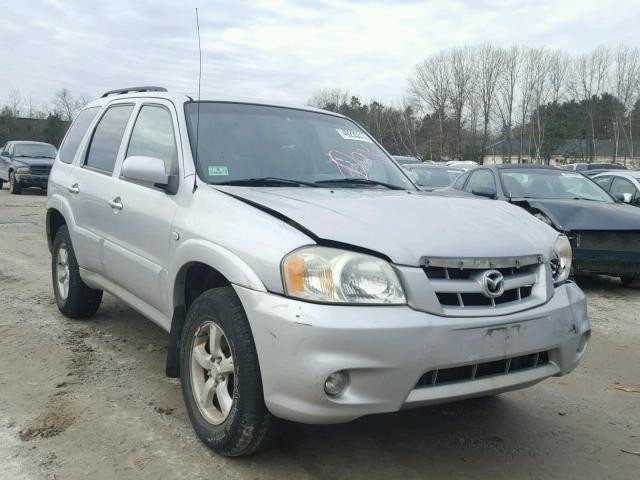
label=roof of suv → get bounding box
[85,90,342,118]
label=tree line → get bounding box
[0,88,87,146]
[309,44,640,165]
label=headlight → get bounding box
[16,167,30,174]
[282,246,406,304]
[552,235,572,283]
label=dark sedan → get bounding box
[437,164,640,286]
[0,141,57,194]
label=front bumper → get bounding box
[573,248,640,276]
[234,282,589,424]
[15,173,49,188]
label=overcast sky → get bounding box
[1,0,639,111]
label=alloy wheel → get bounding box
[190,321,235,425]
[56,243,70,300]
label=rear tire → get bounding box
[52,225,103,318]
[180,287,275,456]
[0,178,3,189]
[9,171,21,194]
[621,276,637,287]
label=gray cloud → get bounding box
[1,0,638,110]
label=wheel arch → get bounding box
[46,208,67,252]
[166,240,267,378]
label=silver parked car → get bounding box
[46,87,590,456]
[592,170,640,207]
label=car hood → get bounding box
[511,198,640,231]
[213,186,558,266]
[12,157,55,167]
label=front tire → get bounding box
[52,225,103,318]
[9,171,21,194]
[180,287,275,456]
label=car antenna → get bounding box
[193,7,202,194]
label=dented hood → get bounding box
[512,198,640,232]
[214,186,558,266]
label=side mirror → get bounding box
[613,192,633,204]
[121,156,178,194]
[472,186,497,199]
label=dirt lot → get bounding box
[0,186,638,480]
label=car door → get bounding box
[51,106,102,266]
[610,176,640,205]
[104,101,180,314]
[72,102,135,274]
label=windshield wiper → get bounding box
[314,178,405,190]
[33,155,55,159]
[212,177,319,187]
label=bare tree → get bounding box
[495,46,520,163]
[530,48,552,162]
[7,88,23,117]
[548,50,570,104]
[449,47,475,159]
[611,45,640,163]
[308,88,350,110]
[516,48,538,162]
[52,88,87,121]
[568,46,611,160]
[409,52,451,158]
[476,44,504,163]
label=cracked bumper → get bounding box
[234,282,589,424]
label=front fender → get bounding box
[170,238,267,307]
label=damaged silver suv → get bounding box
[46,87,590,456]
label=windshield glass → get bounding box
[406,166,462,187]
[14,143,57,158]
[500,169,613,202]
[184,102,414,189]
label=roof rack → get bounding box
[101,86,167,98]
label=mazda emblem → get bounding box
[481,270,505,298]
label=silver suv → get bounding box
[46,87,590,456]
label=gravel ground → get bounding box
[0,186,639,480]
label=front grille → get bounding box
[416,351,550,388]
[423,258,540,309]
[29,165,52,176]
[575,231,640,253]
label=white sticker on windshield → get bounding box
[561,172,583,178]
[336,129,373,143]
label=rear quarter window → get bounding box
[58,107,100,164]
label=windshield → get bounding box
[500,169,613,202]
[184,102,414,189]
[14,143,57,158]
[406,166,462,187]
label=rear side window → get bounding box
[611,177,636,196]
[85,105,134,173]
[59,107,100,164]
[126,105,178,175]
[593,176,611,190]
[465,169,496,193]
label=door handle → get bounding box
[67,183,80,194]
[108,197,123,210]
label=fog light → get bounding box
[324,371,348,396]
